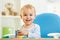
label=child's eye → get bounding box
[23,14,27,16]
[30,14,32,16]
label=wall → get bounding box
[20,0,60,16]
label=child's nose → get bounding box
[27,15,30,18]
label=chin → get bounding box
[26,23,31,25]
[25,23,32,25]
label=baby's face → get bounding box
[21,8,36,25]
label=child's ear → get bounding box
[20,15,22,19]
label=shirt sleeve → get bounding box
[28,24,41,38]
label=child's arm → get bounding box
[17,30,28,36]
[17,25,41,38]
[28,25,41,38]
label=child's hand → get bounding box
[21,30,28,36]
[17,30,28,36]
[17,30,23,36]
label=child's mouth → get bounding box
[26,20,31,21]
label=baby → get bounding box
[17,4,41,38]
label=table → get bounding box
[0,38,60,40]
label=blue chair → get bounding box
[33,13,60,38]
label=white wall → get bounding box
[20,0,60,16]
[46,0,60,16]
[20,0,47,15]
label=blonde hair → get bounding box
[20,4,36,16]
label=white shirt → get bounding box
[19,24,41,38]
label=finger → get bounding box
[17,33,23,36]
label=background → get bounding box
[0,0,60,38]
